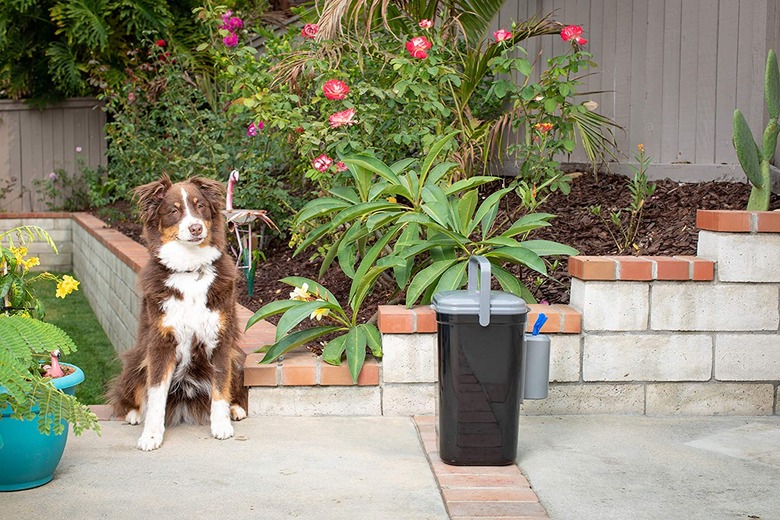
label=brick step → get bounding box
[569,255,714,281]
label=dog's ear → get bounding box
[134,175,172,225]
[189,177,226,213]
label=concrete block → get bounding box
[651,283,779,331]
[698,230,780,282]
[716,334,780,381]
[520,384,645,415]
[549,335,580,382]
[646,383,774,415]
[583,334,712,382]
[381,334,437,383]
[570,279,649,331]
[248,386,381,416]
[382,383,436,416]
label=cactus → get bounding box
[733,49,780,211]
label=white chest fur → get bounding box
[159,246,222,374]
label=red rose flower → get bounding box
[406,36,432,59]
[313,154,333,172]
[155,39,166,47]
[328,108,357,128]
[301,23,319,39]
[561,25,588,45]
[493,29,512,42]
[322,79,349,100]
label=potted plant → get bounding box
[0,225,100,491]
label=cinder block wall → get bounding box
[0,213,73,273]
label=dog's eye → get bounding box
[170,207,179,214]
[197,203,206,210]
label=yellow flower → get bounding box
[289,283,312,301]
[637,143,644,153]
[23,256,40,270]
[386,196,397,203]
[310,305,330,321]
[56,275,80,299]
[11,246,28,264]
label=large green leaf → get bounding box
[361,323,383,357]
[419,131,459,184]
[350,223,405,302]
[406,259,459,306]
[322,334,348,365]
[345,326,368,383]
[275,300,343,341]
[293,197,349,227]
[293,221,334,256]
[467,186,513,236]
[492,264,536,303]
[485,247,547,276]
[433,260,468,294]
[330,201,401,228]
[261,327,342,363]
[443,176,499,196]
[519,240,579,257]
[343,154,402,186]
[503,213,556,237]
[246,299,301,330]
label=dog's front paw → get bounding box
[211,419,235,440]
[230,404,247,421]
[125,409,142,425]
[137,427,165,451]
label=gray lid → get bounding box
[431,289,528,316]
[430,256,527,326]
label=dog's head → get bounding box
[134,175,227,252]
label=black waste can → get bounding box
[431,256,528,465]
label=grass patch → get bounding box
[35,274,122,405]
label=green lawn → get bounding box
[36,275,122,405]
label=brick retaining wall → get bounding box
[3,209,778,416]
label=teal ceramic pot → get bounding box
[0,364,85,491]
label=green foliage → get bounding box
[732,49,779,211]
[0,0,201,103]
[0,227,99,438]
[292,134,578,306]
[0,316,100,437]
[35,275,121,404]
[30,160,94,212]
[247,277,382,383]
[98,38,295,227]
[209,4,617,194]
[590,145,656,254]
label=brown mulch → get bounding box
[92,171,779,322]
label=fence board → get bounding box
[0,98,106,212]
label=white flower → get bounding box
[289,283,311,301]
[310,304,330,321]
[583,100,599,111]
[75,146,82,153]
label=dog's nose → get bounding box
[189,223,203,236]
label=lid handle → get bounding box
[468,256,491,326]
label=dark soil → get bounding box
[93,171,779,322]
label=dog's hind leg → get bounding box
[137,360,176,451]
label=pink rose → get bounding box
[301,23,319,39]
[493,29,512,42]
[247,122,264,137]
[313,154,333,172]
[228,16,243,32]
[328,108,357,128]
[322,79,349,100]
[406,36,432,59]
[223,32,238,47]
[419,19,433,29]
[561,25,587,45]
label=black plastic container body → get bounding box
[436,312,527,465]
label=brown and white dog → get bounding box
[109,175,248,451]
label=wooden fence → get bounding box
[0,98,106,213]
[493,0,780,182]
[1,1,779,200]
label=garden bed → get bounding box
[93,170,779,315]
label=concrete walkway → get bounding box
[6,415,780,519]
[516,415,780,520]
